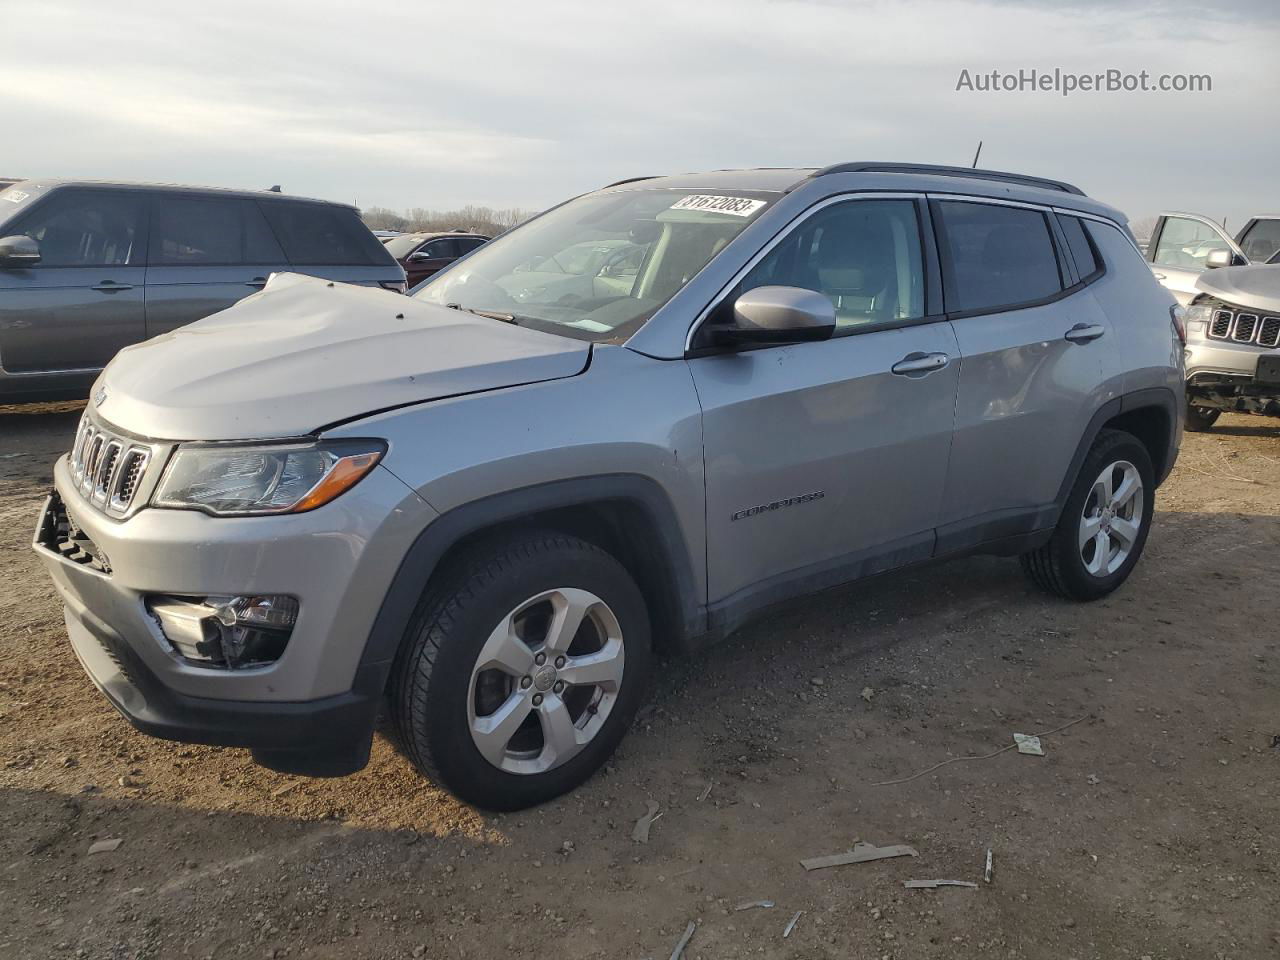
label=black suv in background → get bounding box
[0,180,406,402]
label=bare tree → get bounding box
[362,204,536,237]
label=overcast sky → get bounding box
[4,0,1277,230]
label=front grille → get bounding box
[1210,309,1233,338]
[1201,296,1280,349]
[1233,313,1259,343]
[38,490,112,574]
[69,416,156,517]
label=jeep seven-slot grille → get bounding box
[1203,298,1280,349]
[69,417,155,517]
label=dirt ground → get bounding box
[1,402,1277,960]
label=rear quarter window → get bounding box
[258,202,393,266]
[934,200,1064,314]
[1057,214,1102,281]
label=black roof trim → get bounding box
[601,176,661,189]
[811,162,1085,196]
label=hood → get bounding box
[1195,264,1280,315]
[96,272,590,441]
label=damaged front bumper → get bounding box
[32,453,435,776]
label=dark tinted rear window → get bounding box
[151,196,285,265]
[935,201,1064,313]
[1057,214,1101,279]
[258,202,391,266]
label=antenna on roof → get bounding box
[267,185,282,193]
[971,141,983,168]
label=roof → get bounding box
[5,178,353,209]
[601,162,1122,224]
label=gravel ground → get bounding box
[1,402,1277,960]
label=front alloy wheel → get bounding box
[469,588,625,774]
[391,532,650,810]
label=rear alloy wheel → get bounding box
[1021,429,1155,601]
[1185,402,1220,432]
[391,532,650,810]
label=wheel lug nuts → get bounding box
[553,680,564,693]
[555,656,566,668]
[532,693,544,706]
[520,676,532,689]
[534,653,546,666]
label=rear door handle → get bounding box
[91,281,133,293]
[1064,323,1106,344]
[1151,272,1167,281]
[891,351,950,376]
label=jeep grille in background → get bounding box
[1204,303,1280,349]
[69,416,156,517]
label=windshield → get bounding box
[384,234,430,258]
[412,189,775,340]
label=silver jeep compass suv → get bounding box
[34,163,1184,810]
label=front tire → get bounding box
[390,532,651,810]
[1021,429,1155,601]
[1185,402,1220,432]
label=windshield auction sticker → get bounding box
[2,190,28,203]
[669,194,767,217]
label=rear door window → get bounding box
[150,196,285,265]
[1057,214,1101,280]
[934,201,1064,314]
[258,202,390,266]
[11,189,144,267]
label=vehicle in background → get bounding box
[384,231,490,287]
[1145,211,1280,305]
[35,162,1182,810]
[502,237,648,306]
[0,180,406,402]
[1182,263,1280,430]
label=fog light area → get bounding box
[146,594,298,669]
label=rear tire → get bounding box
[390,531,651,810]
[1185,402,1220,432]
[1021,429,1155,602]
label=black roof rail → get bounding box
[812,162,1085,196]
[602,175,660,189]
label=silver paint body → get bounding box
[35,167,1181,709]
[1184,263,1280,382]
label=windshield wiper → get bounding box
[445,303,525,326]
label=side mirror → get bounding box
[407,250,434,263]
[0,235,40,267]
[719,286,836,345]
[1204,248,1243,269]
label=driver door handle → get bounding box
[1064,322,1106,344]
[891,352,950,376]
[91,281,133,293]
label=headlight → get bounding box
[1185,303,1213,327]
[153,440,385,516]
